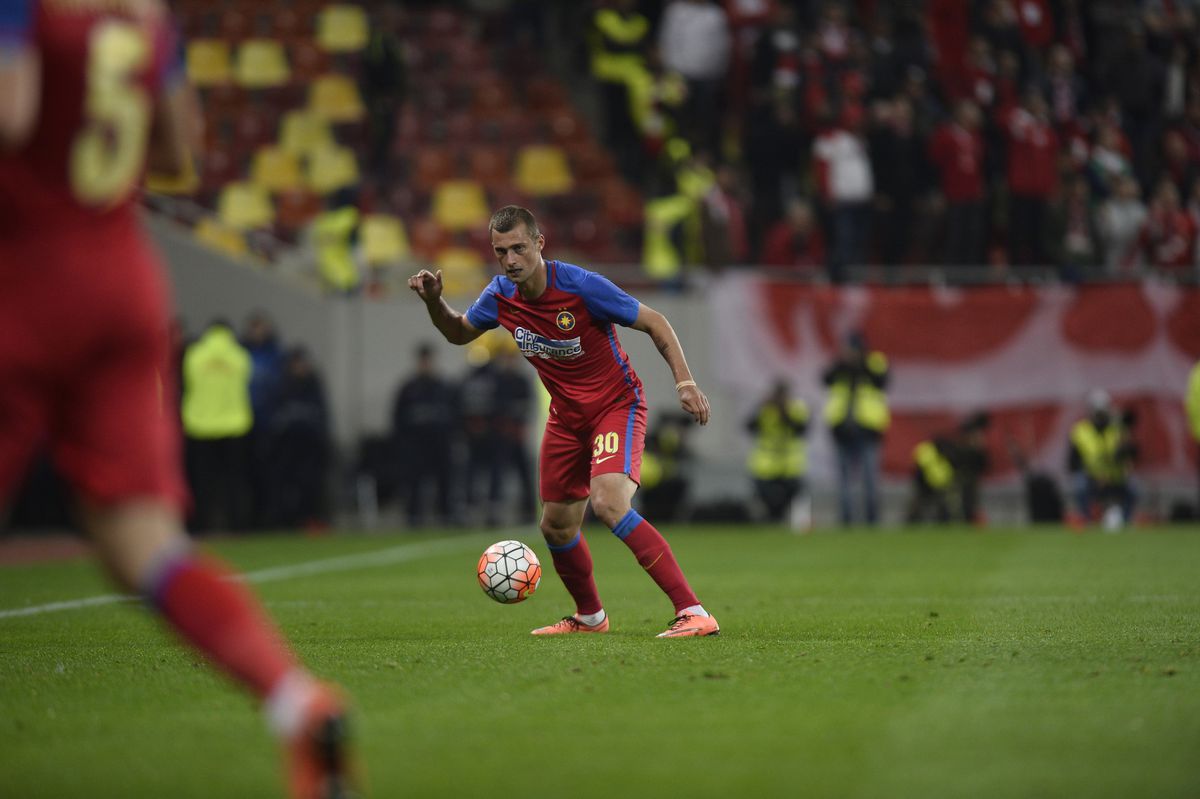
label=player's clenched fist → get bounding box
[408,269,444,302]
[678,384,711,426]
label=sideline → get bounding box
[0,534,489,620]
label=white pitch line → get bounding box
[0,593,133,619]
[0,535,485,621]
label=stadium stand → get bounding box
[159,1,645,286]
[154,1,1197,290]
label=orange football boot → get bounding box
[531,614,610,635]
[286,684,363,799]
[656,612,720,638]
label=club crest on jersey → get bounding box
[556,311,576,331]
[514,326,583,360]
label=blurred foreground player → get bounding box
[410,206,719,637]
[0,2,359,796]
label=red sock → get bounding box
[149,554,298,698]
[547,531,603,615]
[611,511,699,613]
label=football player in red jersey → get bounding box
[0,2,360,796]
[410,206,719,638]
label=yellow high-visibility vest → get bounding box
[589,9,648,83]
[747,401,809,479]
[181,326,253,439]
[313,206,360,292]
[914,440,954,490]
[1187,361,1200,442]
[1070,419,1127,482]
[823,351,890,432]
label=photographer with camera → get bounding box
[822,332,890,526]
[1067,390,1138,530]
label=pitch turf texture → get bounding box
[2,527,1199,798]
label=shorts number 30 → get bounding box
[592,432,620,458]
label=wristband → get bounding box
[675,380,697,392]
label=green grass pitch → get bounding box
[1,526,1198,798]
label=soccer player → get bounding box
[0,2,358,797]
[409,206,719,637]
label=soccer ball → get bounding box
[476,540,542,604]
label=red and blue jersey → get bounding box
[466,260,645,427]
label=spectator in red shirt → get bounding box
[930,100,986,265]
[1162,129,1200,200]
[927,0,969,91]
[702,163,750,266]
[762,199,826,271]
[870,96,932,266]
[1013,0,1054,52]
[1039,44,1085,131]
[978,0,1024,65]
[1003,88,1060,265]
[1087,121,1134,199]
[1129,178,1198,273]
[992,48,1023,122]
[946,37,998,111]
[813,106,875,282]
[1047,174,1102,280]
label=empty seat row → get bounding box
[180,4,368,50]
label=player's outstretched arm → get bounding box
[408,268,485,345]
[631,304,711,426]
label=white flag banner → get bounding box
[710,275,1199,485]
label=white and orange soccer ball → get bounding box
[476,540,541,604]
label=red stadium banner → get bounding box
[710,277,1200,483]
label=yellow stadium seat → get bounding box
[186,39,231,86]
[217,181,275,230]
[513,144,574,196]
[279,110,334,158]
[308,74,364,122]
[361,214,411,268]
[234,39,290,89]
[435,246,487,296]
[194,217,249,257]
[430,179,489,232]
[251,146,303,193]
[316,4,369,53]
[305,144,360,195]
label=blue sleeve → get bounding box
[0,0,33,51]
[580,272,640,326]
[465,278,501,331]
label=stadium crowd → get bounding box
[166,0,1200,290]
[585,0,1200,280]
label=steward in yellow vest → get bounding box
[181,320,254,531]
[588,0,649,180]
[312,203,361,294]
[906,437,955,523]
[182,322,253,440]
[822,332,889,525]
[746,381,809,522]
[639,412,692,522]
[1067,390,1137,527]
[643,144,715,281]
